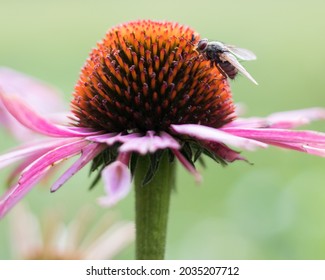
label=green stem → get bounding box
[134,152,174,260]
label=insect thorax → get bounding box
[205,44,224,61]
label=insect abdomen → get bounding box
[218,61,238,79]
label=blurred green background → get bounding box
[1,0,325,259]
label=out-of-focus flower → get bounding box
[0,20,325,219]
[8,203,134,259]
[0,67,67,141]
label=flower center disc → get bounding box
[71,20,235,133]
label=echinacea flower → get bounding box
[0,67,66,141]
[1,19,325,259]
[7,203,134,259]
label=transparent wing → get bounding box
[224,44,257,61]
[220,53,258,85]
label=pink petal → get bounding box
[0,93,97,137]
[202,141,247,162]
[0,68,66,140]
[264,141,325,157]
[0,67,64,111]
[98,161,132,206]
[0,138,79,169]
[222,127,325,157]
[172,149,202,183]
[46,111,73,126]
[87,133,139,145]
[267,108,325,128]
[119,131,180,154]
[222,127,325,144]
[171,124,267,151]
[51,143,106,192]
[302,145,325,156]
[0,139,89,218]
[116,152,131,165]
[6,152,53,186]
[223,117,268,128]
[224,108,325,129]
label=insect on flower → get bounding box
[196,38,258,85]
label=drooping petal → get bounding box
[0,138,80,169]
[116,152,131,165]
[171,124,267,151]
[224,108,325,129]
[265,141,325,157]
[19,140,90,185]
[0,93,97,137]
[172,149,202,183]
[0,67,66,140]
[119,131,180,154]
[6,152,54,186]
[301,144,325,156]
[86,133,139,145]
[51,143,106,192]
[267,108,325,128]
[223,117,268,128]
[46,111,74,126]
[222,127,325,157]
[202,141,248,162]
[0,140,89,219]
[0,67,64,110]
[222,127,325,144]
[98,160,132,207]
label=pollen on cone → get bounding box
[71,20,235,133]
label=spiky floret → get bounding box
[71,20,235,133]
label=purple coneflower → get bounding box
[0,20,325,259]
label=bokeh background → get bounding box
[1,0,325,259]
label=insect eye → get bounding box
[197,40,208,51]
